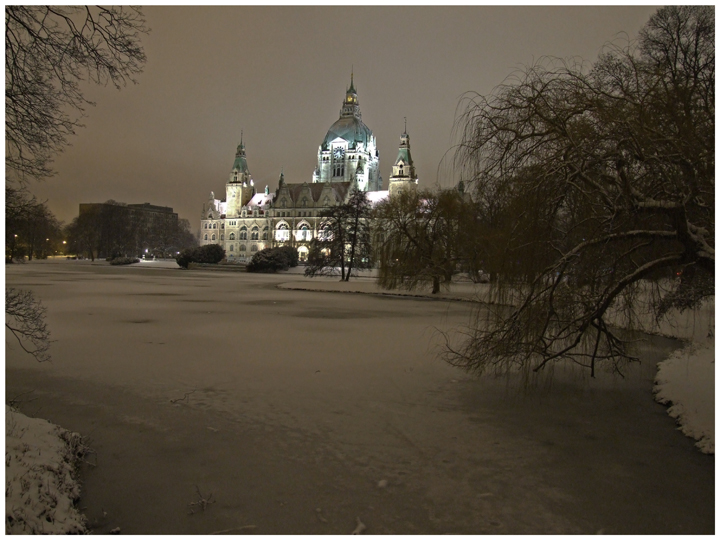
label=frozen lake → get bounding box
[5,260,714,534]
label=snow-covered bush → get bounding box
[5,406,89,534]
[109,257,140,265]
[247,246,298,273]
[176,244,226,269]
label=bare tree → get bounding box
[5,288,51,362]
[448,6,714,378]
[6,6,148,183]
[305,188,373,281]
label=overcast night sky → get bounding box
[30,6,658,233]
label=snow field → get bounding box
[5,405,88,534]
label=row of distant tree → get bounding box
[5,189,197,262]
[6,188,64,261]
[301,187,483,295]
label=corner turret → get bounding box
[389,121,418,197]
[225,135,256,217]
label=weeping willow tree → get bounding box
[375,188,470,294]
[445,6,714,379]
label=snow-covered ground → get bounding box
[654,338,715,454]
[4,258,715,534]
[5,406,87,534]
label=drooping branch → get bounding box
[5,288,51,362]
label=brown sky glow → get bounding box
[29,6,658,232]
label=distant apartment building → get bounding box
[78,201,179,258]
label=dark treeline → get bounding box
[6,187,63,261]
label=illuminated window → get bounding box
[297,223,311,242]
[275,223,290,242]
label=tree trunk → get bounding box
[432,276,440,294]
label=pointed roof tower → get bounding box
[341,71,361,119]
[394,122,415,174]
[231,131,250,176]
[389,121,418,196]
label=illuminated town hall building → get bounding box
[200,75,418,262]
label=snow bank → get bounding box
[654,339,715,454]
[5,406,88,534]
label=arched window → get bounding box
[239,244,246,252]
[275,223,290,242]
[240,226,247,240]
[213,223,217,229]
[297,223,311,242]
[204,223,208,229]
[251,226,259,240]
[262,226,268,240]
[251,244,258,252]
[204,234,208,241]
[301,197,307,207]
[229,232,235,240]
[220,234,224,240]
[230,245,234,251]
[211,234,216,241]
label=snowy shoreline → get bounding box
[5,406,89,534]
[654,338,715,454]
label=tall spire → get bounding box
[342,71,360,119]
[232,134,249,175]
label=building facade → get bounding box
[78,201,179,258]
[200,76,418,263]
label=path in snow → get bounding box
[5,260,715,534]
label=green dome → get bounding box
[321,116,373,151]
